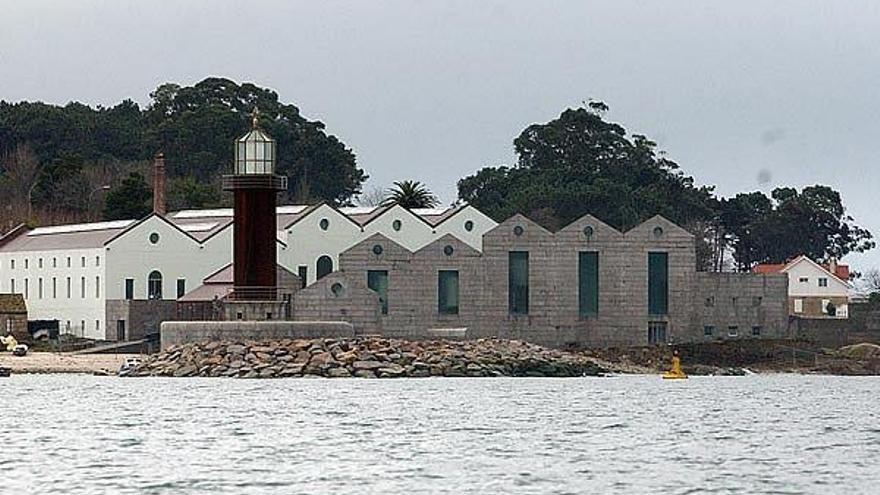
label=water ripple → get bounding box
[1,374,878,494]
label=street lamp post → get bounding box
[88,185,111,220]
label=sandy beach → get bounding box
[0,352,141,375]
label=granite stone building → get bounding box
[0,293,28,341]
[290,212,790,348]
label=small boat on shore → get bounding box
[118,356,142,376]
[0,366,11,377]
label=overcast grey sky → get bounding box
[2,0,879,270]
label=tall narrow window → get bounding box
[95,276,100,298]
[124,279,134,300]
[38,278,43,299]
[578,252,599,316]
[66,277,71,298]
[10,279,14,293]
[176,279,186,298]
[52,278,56,298]
[297,266,308,289]
[81,277,86,298]
[148,271,163,299]
[438,270,460,315]
[316,256,333,280]
[367,270,389,315]
[648,252,668,315]
[508,251,529,315]
[24,278,29,299]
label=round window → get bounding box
[392,219,402,231]
[583,225,594,238]
[372,244,384,256]
[443,245,454,256]
[464,220,474,232]
[331,282,344,297]
[653,226,664,238]
[149,232,160,244]
[513,225,524,236]
[319,218,330,231]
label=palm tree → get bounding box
[382,180,439,209]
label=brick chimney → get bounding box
[828,256,838,277]
[153,152,166,215]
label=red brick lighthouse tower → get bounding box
[222,110,287,302]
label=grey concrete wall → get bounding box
[160,320,355,349]
[223,301,289,321]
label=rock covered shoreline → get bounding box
[127,337,607,378]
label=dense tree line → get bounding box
[0,77,366,224]
[1,83,872,272]
[458,103,873,272]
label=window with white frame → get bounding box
[794,298,804,313]
[818,278,828,287]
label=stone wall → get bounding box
[289,213,783,348]
[105,299,178,341]
[694,272,790,341]
[789,316,851,348]
[0,313,28,341]
[223,301,289,321]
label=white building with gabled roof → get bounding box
[0,203,498,340]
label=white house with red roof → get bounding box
[753,256,852,318]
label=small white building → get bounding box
[753,255,852,318]
[0,203,497,340]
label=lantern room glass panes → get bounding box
[235,129,276,175]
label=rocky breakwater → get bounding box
[127,338,606,378]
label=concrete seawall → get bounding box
[160,321,355,349]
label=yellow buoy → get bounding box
[662,350,688,380]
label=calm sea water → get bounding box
[1,374,877,494]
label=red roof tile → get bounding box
[752,263,786,274]
[753,258,850,281]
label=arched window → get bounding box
[148,271,163,300]
[316,256,333,280]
